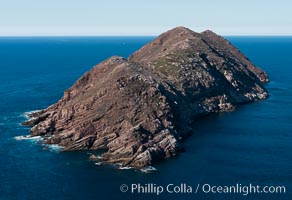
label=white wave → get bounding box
[22,114,29,120]
[91,155,103,159]
[14,135,42,141]
[24,110,43,115]
[94,162,102,166]
[140,166,157,173]
[22,110,43,119]
[45,144,63,152]
[119,166,132,170]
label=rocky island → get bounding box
[23,27,269,169]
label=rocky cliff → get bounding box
[23,27,269,168]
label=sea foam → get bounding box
[14,135,42,141]
[44,144,63,152]
[140,166,157,173]
[22,110,43,119]
[119,166,132,170]
[94,162,102,166]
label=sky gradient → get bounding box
[0,0,291,36]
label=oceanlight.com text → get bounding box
[120,183,286,196]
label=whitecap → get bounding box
[24,110,43,115]
[91,155,103,159]
[44,144,63,152]
[94,162,102,166]
[140,166,157,173]
[119,166,132,170]
[21,113,30,120]
[14,135,42,141]
[22,110,43,119]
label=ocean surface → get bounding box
[0,36,291,200]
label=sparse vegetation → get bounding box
[151,49,195,78]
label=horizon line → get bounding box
[1,35,292,37]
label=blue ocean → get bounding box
[0,36,291,200]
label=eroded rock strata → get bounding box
[23,27,269,168]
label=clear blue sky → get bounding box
[0,0,291,36]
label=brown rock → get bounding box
[23,27,269,168]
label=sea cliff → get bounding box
[23,27,269,168]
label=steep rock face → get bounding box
[23,27,269,168]
[26,57,179,168]
[129,27,268,132]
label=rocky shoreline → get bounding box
[23,27,269,168]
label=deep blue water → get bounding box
[0,36,291,200]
